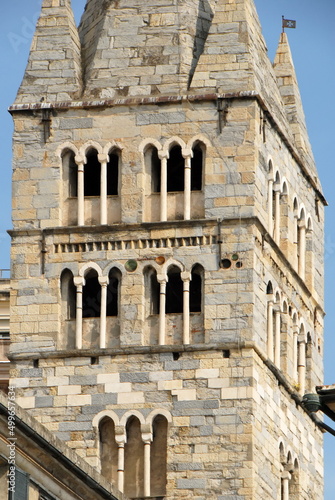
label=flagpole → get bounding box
[282,15,285,33]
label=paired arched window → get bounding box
[279,445,300,500]
[98,412,169,498]
[60,266,121,350]
[143,263,204,345]
[82,268,120,319]
[61,144,121,226]
[143,138,205,222]
[60,269,76,320]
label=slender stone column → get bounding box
[158,277,167,345]
[293,215,299,270]
[268,180,274,237]
[298,221,306,279]
[267,297,274,361]
[281,471,291,500]
[293,325,299,379]
[274,186,281,244]
[117,442,125,493]
[74,277,85,349]
[183,153,192,220]
[75,156,85,226]
[99,153,109,225]
[159,152,168,221]
[143,440,151,497]
[274,307,281,368]
[98,276,109,349]
[181,272,191,345]
[298,339,306,394]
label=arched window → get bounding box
[84,149,100,196]
[60,269,76,350]
[289,459,300,499]
[167,146,184,192]
[191,143,203,191]
[124,417,144,498]
[107,268,121,317]
[144,266,160,315]
[107,150,120,196]
[266,281,274,361]
[62,149,78,198]
[297,209,306,279]
[190,264,203,312]
[60,269,76,320]
[150,415,168,497]
[166,265,183,313]
[146,146,161,193]
[83,269,101,318]
[99,417,118,486]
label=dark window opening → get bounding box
[68,152,78,197]
[190,265,203,312]
[191,145,203,191]
[151,415,168,497]
[151,147,161,193]
[266,281,273,295]
[61,269,76,320]
[84,150,100,196]
[166,266,183,314]
[107,268,121,317]
[83,270,101,318]
[150,270,160,314]
[107,152,119,196]
[167,146,184,192]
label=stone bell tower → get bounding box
[9,0,326,498]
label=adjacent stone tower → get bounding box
[9,0,326,498]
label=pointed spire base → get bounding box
[15,0,82,104]
[274,32,317,178]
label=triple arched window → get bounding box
[60,261,204,350]
[142,136,208,222]
[144,263,204,345]
[60,266,121,350]
[266,280,312,394]
[279,443,300,500]
[267,160,314,288]
[61,142,121,226]
[95,410,171,498]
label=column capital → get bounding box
[75,154,86,166]
[281,470,292,480]
[182,148,193,160]
[157,273,167,284]
[98,153,109,163]
[74,276,85,287]
[98,276,109,286]
[181,271,191,282]
[158,151,169,160]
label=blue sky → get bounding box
[1,0,334,497]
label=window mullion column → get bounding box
[267,296,274,361]
[268,179,274,236]
[274,306,281,368]
[115,433,126,494]
[142,428,153,498]
[75,155,85,226]
[181,272,191,345]
[99,153,109,225]
[99,277,109,349]
[74,277,85,349]
[158,275,167,345]
[159,152,168,222]
[183,151,192,221]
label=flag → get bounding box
[282,18,296,29]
